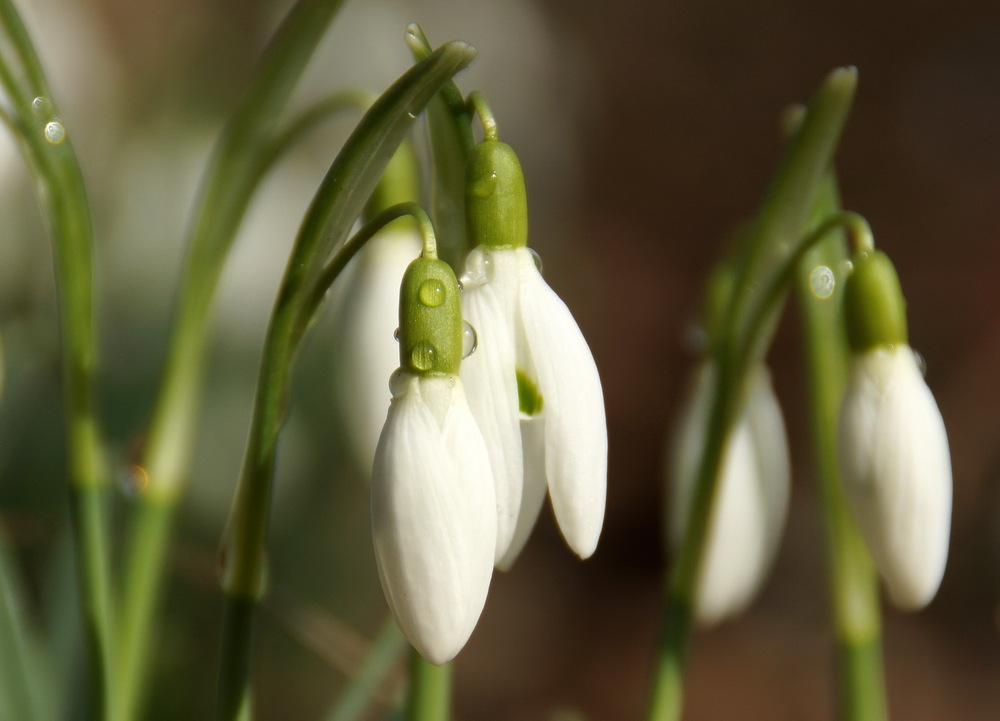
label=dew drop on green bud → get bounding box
[44,121,65,145]
[470,172,497,199]
[462,321,478,359]
[410,342,436,371]
[810,265,835,299]
[393,327,400,342]
[418,278,446,307]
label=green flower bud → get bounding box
[465,139,528,250]
[843,249,908,352]
[398,256,463,376]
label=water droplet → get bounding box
[457,279,464,292]
[393,327,401,342]
[406,110,417,120]
[844,259,854,274]
[809,265,835,299]
[389,368,409,397]
[410,341,436,371]
[462,321,478,358]
[527,247,543,275]
[44,121,65,145]
[462,247,491,287]
[913,349,927,377]
[418,278,446,307]
[119,464,149,498]
[470,172,497,198]
[31,96,51,117]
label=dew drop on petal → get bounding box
[809,265,835,299]
[527,247,543,274]
[462,247,491,287]
[418,278,446,307]
[388,368,408,397]
[410,341,436,371]
[44,121,65,145]
[913,349,927,377]
[462,321,478,358]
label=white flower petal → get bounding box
[696,419,770,624]
[517,249,607,559]
[460,251,523,561]
[371,374,496,664]
[332,229,421,472]
[495,415,549,571]
[744,366,791,579]
[838,346,952,610]
[667,363,790,625]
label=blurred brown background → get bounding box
[1,0,999,719]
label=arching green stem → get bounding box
[646,66,857,721]
[467,90,499,141]
[214,42,475,721]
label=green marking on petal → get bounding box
[516,368,544,416]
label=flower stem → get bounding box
[214,43,476,721]
[113,1,352,716]
[467,90,499,141]
[646,67,857,721]
[0,3,113,717]
[796,178,887,721]
[406,651,452,721]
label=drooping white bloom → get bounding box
[460,245,607,566]
[838,345,951,610]
[331,229,422,472]
[668,363,791,625]
[371,371,497,665]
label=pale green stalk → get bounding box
[325,619,407,721]
[113,2,351,718]
[0,3,111,717]
[406,652,451,721]
[0,528,53,721]
[405,24,475,269]
[797,177,887,721]
[215,43,476,721]
[646,67,857,721]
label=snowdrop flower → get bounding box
[667,362,791,625]
[838,249,951,610]
[460,136,607,568]
[371,249,496,664]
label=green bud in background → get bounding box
[365,139,421,222]
[465,140,528,250]
[843,249,908,352]
[398,256,464,376]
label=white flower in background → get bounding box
[667,363,791,625]
[371,371,496,665]
[331,228,421,472]
[461,245,607,568]
[838,249,952,611]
